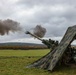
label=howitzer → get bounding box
[25,31,58,49]
[25,25,76,71]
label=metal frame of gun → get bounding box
[25,31,59,49]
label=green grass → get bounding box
[0,49,50,57]
[0,49,76,75]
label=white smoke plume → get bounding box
[0,19,22,35]
[33,25,46,38]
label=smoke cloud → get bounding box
[0,19,22,35]
[33,25,46,38]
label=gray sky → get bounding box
[0,0,76,44]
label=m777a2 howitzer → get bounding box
[25,25,76,72]
[25,31,58,49]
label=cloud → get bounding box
[17,0,76,7]
[16,0,76,36]
[0,0,76,43]
[0,0,18,18]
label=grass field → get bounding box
[0,49,50,56]
[0,49,76,75]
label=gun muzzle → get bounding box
[25,31,42,41]
[25,31,30,34]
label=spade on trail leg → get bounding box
[26,25,76,71]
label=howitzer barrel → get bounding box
[25,31,43,41]
[25,31,58,49]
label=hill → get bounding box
[0,42,47,49]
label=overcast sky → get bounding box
[0,0,76,44]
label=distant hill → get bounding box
[0,42,47,50]
[0,42,45,46]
